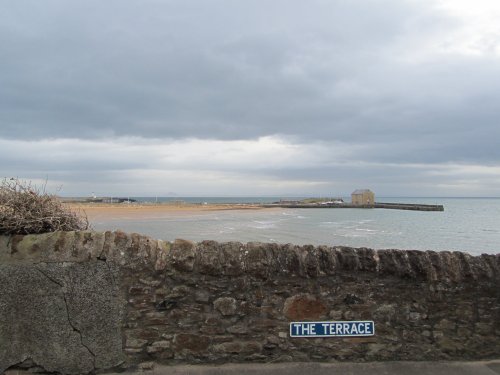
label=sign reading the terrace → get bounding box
[290,321,375,338]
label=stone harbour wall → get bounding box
[0,231,499,374]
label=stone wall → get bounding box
[0,231,499,374]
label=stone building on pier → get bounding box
[351,189,375,205]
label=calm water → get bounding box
[91,197,500,255]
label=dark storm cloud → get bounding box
[1,0,499,175]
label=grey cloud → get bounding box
[1,0,499,171]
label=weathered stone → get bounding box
[143,311,169,325]
[129,285,151,295]
[127,310,142,320]
[0,266,92,374]
[167,285,191,298]
[214,297,237,316]
[291,352,309,361]
[278,331,288,339]
[195,290,211,303]
[437,337,465,353]
[154,241,170,271]
[155,287,169,296]
[227,324,249,334]
[436,319,455,332]
[266,335,281,345]
[204,316,223,326]
[274,355,293,362]
[283,294,327,320]
[374,304,397,322]
[367,343,385,356]
[219,242,245,276]
[211,335,235,343]
[244,242,276,278]
[125,328,159,341]
[245,353,267,360]
[0,261,124,374]
[146,341,171,353]
[263,342,277,350]
[200,325,226,335]
[139,278,162,287]
[126,338,148,349]
[214,341,262,354]
[196,241,223,275]
[343,337,377,344]
[250,318,287,332]
[475,322,492,335]
[343,310,355,320]
[169,239,196,272]
[329,310,343,320]
[138,362,155,370]
[303,248,321,277]
[409,312,422,321]
[433,330,444,339]
[343,293,364,305]
[173,334,210,353]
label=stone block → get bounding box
[213,341,262,354]
[437,337,465,353]
[436,318,456,332]
[146,341,171,353]
[138,362,155,370]
[214,297,237,316]
[227,324,249,334]
[170,239,196,272]
[200,325,226,335]
[283,294,327,320]
[196,241,223,275]
[329,310,343,320]
[173,334,210,353]
[167,285,191,298]
[126,338,148,349]
[266,335,281,345]
[139,278,162,287]
[195,290,211,303]
[0,262,124,375]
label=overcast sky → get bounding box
[1,0,499,197]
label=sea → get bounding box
[90,197,500,256]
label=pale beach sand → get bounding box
[65,202,271,221]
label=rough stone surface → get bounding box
[283,294,328,320]
[0,231,499,373]
[214,297,238,316]
[0,259,124,374]
[174,334,210,353]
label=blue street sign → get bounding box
[290,321,375,338]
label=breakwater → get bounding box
[374,202,444,211]
[1,231,498,374]
[263,202,444,211]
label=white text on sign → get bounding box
[289,321,375,337]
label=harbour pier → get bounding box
[262,202,444,211]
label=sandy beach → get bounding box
[65,202,270,221]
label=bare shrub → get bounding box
[0,178,89,235]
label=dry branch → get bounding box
[0,178,89,235]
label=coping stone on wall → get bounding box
[0,231,499,283]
